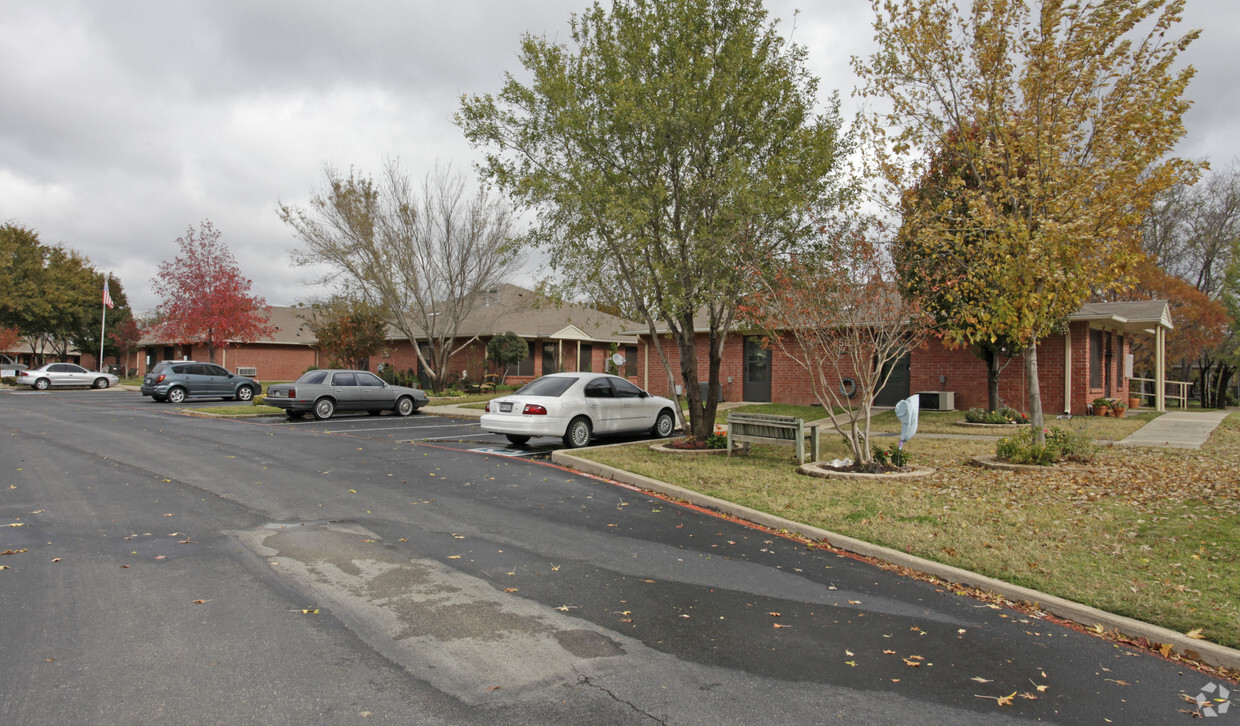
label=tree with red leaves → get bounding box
[151,221,275,363]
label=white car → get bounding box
[18,363,119,390]
[480,372,676,448]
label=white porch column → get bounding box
[1155,327,1166,412]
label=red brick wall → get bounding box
[636,326,1131,415]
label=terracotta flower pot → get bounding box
[1095,406,1110,416]
[1114,407,1126,418]
[1128,397,1141,410]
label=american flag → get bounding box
[103,283,114,309]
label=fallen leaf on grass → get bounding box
[1186,628,1206,640]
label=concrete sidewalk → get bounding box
[1116,409,1233,449]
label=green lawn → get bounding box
[575,412,1240,651]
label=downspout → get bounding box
[1063,326,1072,414]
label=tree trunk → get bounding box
[1024,346,1045,446]
[674,315,708,441]
[985,348,1001,411]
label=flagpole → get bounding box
[99,274,108,372]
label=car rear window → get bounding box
[296,371,330,384]
[514,376,576,397]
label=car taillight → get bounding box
[16,370,27,377]
[156,374,166,383]
[522,404,547,415]
[287,388,295,398]
[484,401,491,413]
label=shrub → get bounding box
[995,428,1061,465]
[1045,425,1098,462]
[965,406,1028,424]
[995,425,1095,465]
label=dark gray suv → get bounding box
[140,361,260,403]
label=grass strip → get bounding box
[575,413,1240,650]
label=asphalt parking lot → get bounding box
[3,386,1231,724]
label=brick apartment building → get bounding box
[627,300,1174,415]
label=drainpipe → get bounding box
[1063,326,1072,414]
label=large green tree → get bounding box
[895,125,1028,411]
[458,0,850,439]
[0,224,98,362]
[855,0,1199,441]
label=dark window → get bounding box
[612,377,644,399]
[625,346,637,377]
[205,365,229,377]
[172,365,191,375]
[542,343,559,375]
[508,345,535,377]
[297,371,329,384]
[1089,329,1103,389]
[584,378,613,398]
[357,372,385,387]
[332,372,358,387]
[515,376,576,397]
[49,364,70,373]
[578,344,593,372]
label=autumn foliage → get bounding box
[151,221,275,363]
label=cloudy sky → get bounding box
[2,1,1234,313]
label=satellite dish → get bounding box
[611,353,626,366]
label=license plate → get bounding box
[500,402,513,413]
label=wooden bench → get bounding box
[726,412,821,464]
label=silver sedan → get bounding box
[480,372,677,448]
[265,369,429,420]
[18,363,119,390]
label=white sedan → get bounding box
[480,372,677,448]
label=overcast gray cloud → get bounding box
[1,1,1233,313]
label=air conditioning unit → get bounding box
[917,390,955,411]
[237,366,258,377]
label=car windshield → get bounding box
[296,370,330,384]
[514,376,577,397]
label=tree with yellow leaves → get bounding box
[856,0,1200,442]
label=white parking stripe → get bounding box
[322,423,480,434]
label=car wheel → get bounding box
[93,377,110,389]
[562,417,592,449]
[286,411,306,420]
[313,397,336,420]
[33,378,50,390]
[505,434,531,445]
[236,386,254,402]
[167,387,187,404]
[394,396,415,417]
[652,409,675,438]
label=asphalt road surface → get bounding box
[1,389,1231,724]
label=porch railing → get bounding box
[1128,377,1191,410]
